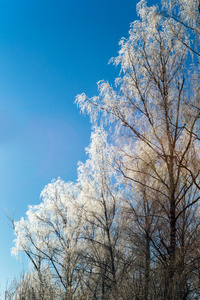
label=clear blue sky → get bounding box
[0,0,156,292]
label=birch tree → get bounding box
[12,179,86,300]
[76,0,200,298]
[76,127,127,299]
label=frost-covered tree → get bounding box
[11,129,130,300]
[11,0,200,299]
[3,270,60,300]
[76,0,200,298]
[76,127,127,299]
[12,179,86,300]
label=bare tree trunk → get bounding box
[144,233,150,300]
[170,195,176,277]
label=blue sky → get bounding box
[0,0,156,291]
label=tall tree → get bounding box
[76,0,200,297]
[76,127,125,299]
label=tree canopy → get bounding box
[10,0,200,299]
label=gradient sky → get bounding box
[0,0,156,292]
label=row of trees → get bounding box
[9,0,200,299]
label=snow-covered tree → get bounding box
[11,0,200,299]
[76,127,125,299]
[76,0,200,298]
[12,179,86,299]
